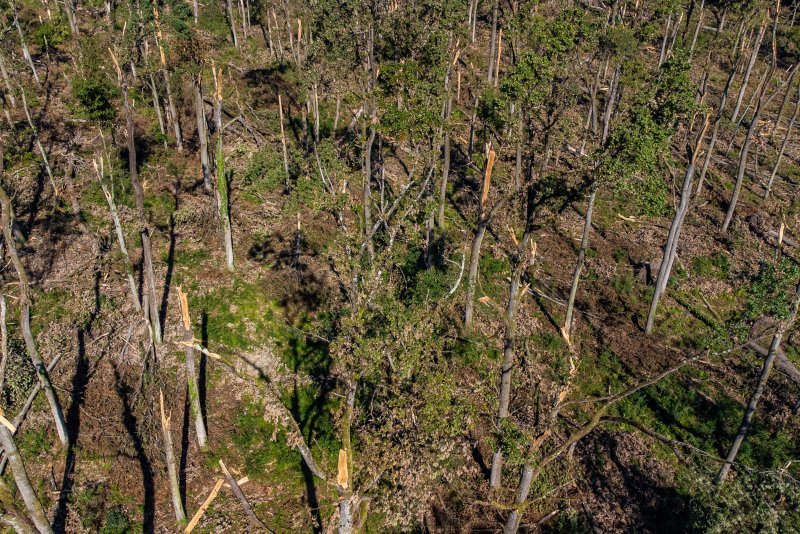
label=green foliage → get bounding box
[100,507,131,534]
[242,146,285,197]
[32,16,70,48]
[691,252,731,280]
[744,258,800,321]
[72,77,119,123]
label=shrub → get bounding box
[72,77,118,123]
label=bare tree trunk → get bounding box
[160,391,187,525]
[489,229,534,488]
[111,49,162,344]
[149,74,168,146]
[363,126,376,259]
[696,55,739,196]
[162,70,183,152]
[18,85,55,193]
[0,52,16,108]
[659,13,672,66]
[194,75,212,193]
[219,460,267,529]
[689,0,705,55]
[0,177,69,447]
[212,67,234,271]
[12,10,39,85]
[487,0,499,84]
[465,150,498,329]
[765,80,800,197]
[731,19,766,125]
[645,121,708,334]
[717,277,800,482]
[95,160,142,312]
[278,94,290,192]
[563,184,597,342]
[226,0,239,48]
[0,294,6,393]
[722,57,774,232]
[770,64,799,137]
[0,425,52,533]
[0,478,38,534]
[177,287,207,449]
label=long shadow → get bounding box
[158,184,179,337]
[53,265,102,531]
[112,363,155,533]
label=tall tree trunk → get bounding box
[464,150,498,329]
[162,70,183,151]
[212,67,234,271]
[645,120,708,334]
[226,0,239,48]
[177,287,207,448]
[731,19,767,125]
[765,80,800,197]
[111,49,162,344]
[149,74,168,148]
[722,54,774,232]
[12,12,39,84]
[194,74,212,193]
[562,184,597,342]
[696,55,739,196]
[363,126,376,259]
[0,178,69,447]
[278,94,290,192]
[717,276,800,482]
[95,161,142,312]
[489,229,534,488]
[689,0,705,55]
[0,425,52,533]
[487,0,499,84]
[0,52,16,108]
[770,64,799,137]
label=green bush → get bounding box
[32,16,70,48]
[72,77,118,123]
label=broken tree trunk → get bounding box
[563,183,598,342]
[731,18,767,124]
[160,390,187,525]
[278,94,290,192]
[490,232,535,488]
[177,287,208,449]
[464,150,498,329]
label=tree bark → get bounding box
[487,0,499,84]
[226,0,239,48]
[162,70,183,152]
[111,49,163,344]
